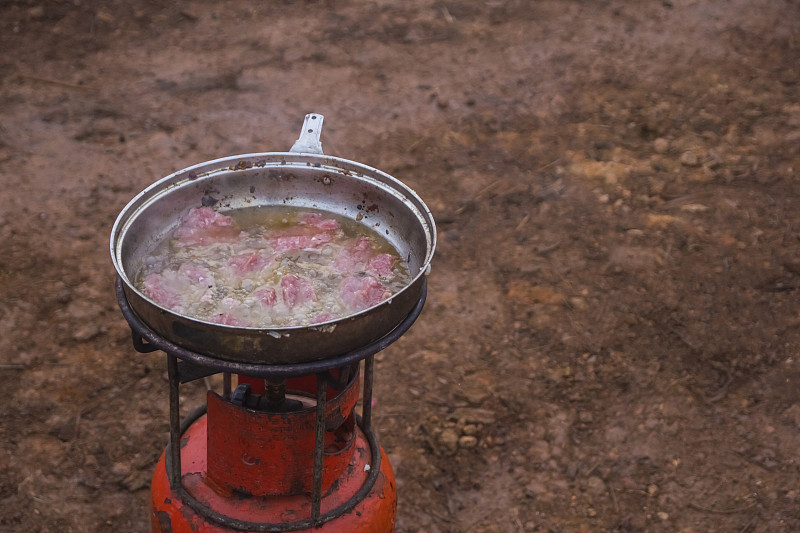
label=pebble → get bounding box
[604,426,627,443]
[782,403,800,429]
[569,296,588,310]
[73,324,103,342]
[96,10,115,24]
[458,435,478,449]
[705,148,724,169]
[457,382,491,405]
[27,5,45,18]
[57,419,77,442]
[122,470,150,492]
[653,137,669,154]
[680,151,700,167]
[56,289,72,304]
[111,462,131,478]
[462,424,479,436]
[438,428,459,455]
[679,203,709,213]
[527,439,550,461]
[585,476,607,498]
[525,480,548,498]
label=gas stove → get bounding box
[116,276,425,532]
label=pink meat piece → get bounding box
[178,263,214,285]
[142,264,216,311]
[367,253,395,278]
[142,272,183,310]
[253,286,277,306]
[281,274,316,308]
[173,207,241,247]
[333,237,374,272]
[340,275,390,312]
[271,233,333,253]
[178,263,215,303]
[297,212,340,231]
[227,251,274,276]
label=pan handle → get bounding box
[290,113,325,154]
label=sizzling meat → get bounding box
[137,207,409,327]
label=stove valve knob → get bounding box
[230,383,251,407]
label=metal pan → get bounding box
[110,114,436,364]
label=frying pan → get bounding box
[110,114,436,363]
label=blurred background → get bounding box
[0,1,799,531]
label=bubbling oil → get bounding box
[136,206,411,328]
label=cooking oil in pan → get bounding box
[136,206,411,328]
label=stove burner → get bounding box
[115,276,426,531]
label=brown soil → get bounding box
[1,1,799,532]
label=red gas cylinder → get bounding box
[150,368,397,532]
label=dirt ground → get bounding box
[1,0,799,531]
